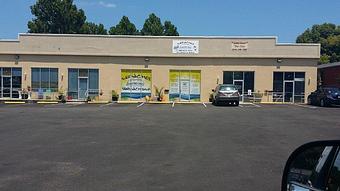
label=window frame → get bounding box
[31,68,59,92]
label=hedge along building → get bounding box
[0,33,320,103]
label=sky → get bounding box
[0,0,340,42]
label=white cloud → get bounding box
[98,1,117,8]
[76,1,117,9]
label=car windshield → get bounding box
[324,88,340,94]
[219,85,237,91]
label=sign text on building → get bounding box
[172,40,199,54]
[231,41,248,51]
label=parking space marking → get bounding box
[202,102,207,108]
[100,103,114,107]
[294,104,317,109]
[172,102,175,108]
[137,102,145,108]
[250,103,261,107]
[239,104,244,107]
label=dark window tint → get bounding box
[285,72,294,80]
[295,72,305,79]
[79,69,88,77]
[223,72,233,84]
[233,72,244,80]
[50,69,58,90]
[328,151,340,191]
[244,72,254,92]
[273,72,283,92]
[288,146,336,190]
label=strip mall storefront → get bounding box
[0,34,320,103]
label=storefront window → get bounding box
[0,67,22,98]
[273,72,305,103]
[169,70,201,102]
[223,71,255,102]
[31,68,58,92]
[68,68,99,100]
[121,69,152,101]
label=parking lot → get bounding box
[0,103,339,191]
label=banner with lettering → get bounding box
[121,70,152,100]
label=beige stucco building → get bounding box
[0,34,320,103]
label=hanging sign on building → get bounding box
[231,41,248,51]
[172,40,199,54]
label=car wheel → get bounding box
[235,101,239,106]
[320,99,328,107]
[307,97,312,105]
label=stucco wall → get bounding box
[0,55,318,102]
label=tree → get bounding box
[141,13,164,36]
[297,23,340,64]
[164,21,179,36]
[109,16,138,35]
[80,22,107,35]
[28,0,86,34]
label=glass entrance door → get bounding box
[78,78,88,100]
[234,80,244,102]
[284,81,294,103]
[2,76,11,98]
[180,80,190,101]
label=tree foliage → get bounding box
[141,13,164,36]
[27,1,180,37]
[109,16,138,35]
[80,22,107,35]
[297,23,340,64]
[28,0,86,34]
[164,21,179,36]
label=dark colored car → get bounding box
[307,86,340,107]
[282,140,340,191]
[211,84,240,106]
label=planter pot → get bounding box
[112,96,119,101]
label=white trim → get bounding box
[318,62,340,69]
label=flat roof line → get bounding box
[318,62,340,69]
[18,33,280,39]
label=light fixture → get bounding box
[144,57,150,62]
[14,54,20,65]
[277,58,283,63]
[61,73,64,81]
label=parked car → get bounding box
[307,86,340,107]
[282,140,340,191]
[212,84,240,106]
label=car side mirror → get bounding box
[281,140,340,191]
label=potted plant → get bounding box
[154,85,164,101]
[58,87,66,103]
[21,88,28,99]
[112,90,119,101]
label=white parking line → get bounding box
[250,103,261,107]
[172,102,175,108]
[137,102,145,108]
[100,103,113,107]
[202,102,207,108]
[294,104,317,109]
[239,104,244,107]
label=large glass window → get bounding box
[121,69,152,101]
[273,72,305,103]
[0,67,22,98]
[223,71,255,102]
[31,68,58,92]
[68,69,99,100]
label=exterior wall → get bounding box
[0,34,320,59]
[0,54,318,102]
[320,66,340,87]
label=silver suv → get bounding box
[212,84,240,106]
